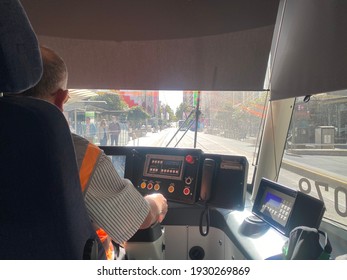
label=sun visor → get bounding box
[269,0,347,100]
[21,0,280,91]
[0,0,42,93]
[37,26,274,91]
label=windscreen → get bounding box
[64,90,268,185]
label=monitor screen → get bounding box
[259,187,295,227]
[109,155,126,178]
[252,178,297,235]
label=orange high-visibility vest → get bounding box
[79,142,114,261]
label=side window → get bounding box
[278,91,347,228]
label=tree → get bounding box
[90,92,128,111]
[165,105,176,121]
[127,106,150,129]
[213,94,267,139]
[175,102,191,120]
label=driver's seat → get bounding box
[0,0,105,259]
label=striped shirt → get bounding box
[72,133,150,244]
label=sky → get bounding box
[159,91,183,112]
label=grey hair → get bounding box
[22,45,67,98]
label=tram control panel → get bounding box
[136,153,201,204]
[102,146,249,208]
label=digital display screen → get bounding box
[147,159,182,177]
[263,192,282,208]
[144,154,184,180]
[260,187,294,227]
[162,160,181,169]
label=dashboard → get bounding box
[102,146,249,210]
[101,146,332,260]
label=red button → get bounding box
[183,187,190,196]
[185,155,194,164]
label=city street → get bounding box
[127,127,347,182]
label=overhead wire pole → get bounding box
[166,91,201,148]
[193,91,201,148]
[166,109,195,147]
[174,118,195,148]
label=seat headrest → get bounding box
[0,0,42,93]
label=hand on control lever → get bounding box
[141,193,168,228]
[150,193,168,223]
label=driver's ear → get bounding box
[53,89,68,111]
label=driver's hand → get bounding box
[145,193,168,223]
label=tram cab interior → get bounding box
[1,0,347,260]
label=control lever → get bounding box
[124,222,165,260]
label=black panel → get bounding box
[102,147,248,210]
[252,178,325,236]
[287,191,325,232]
[203,154,248,210]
